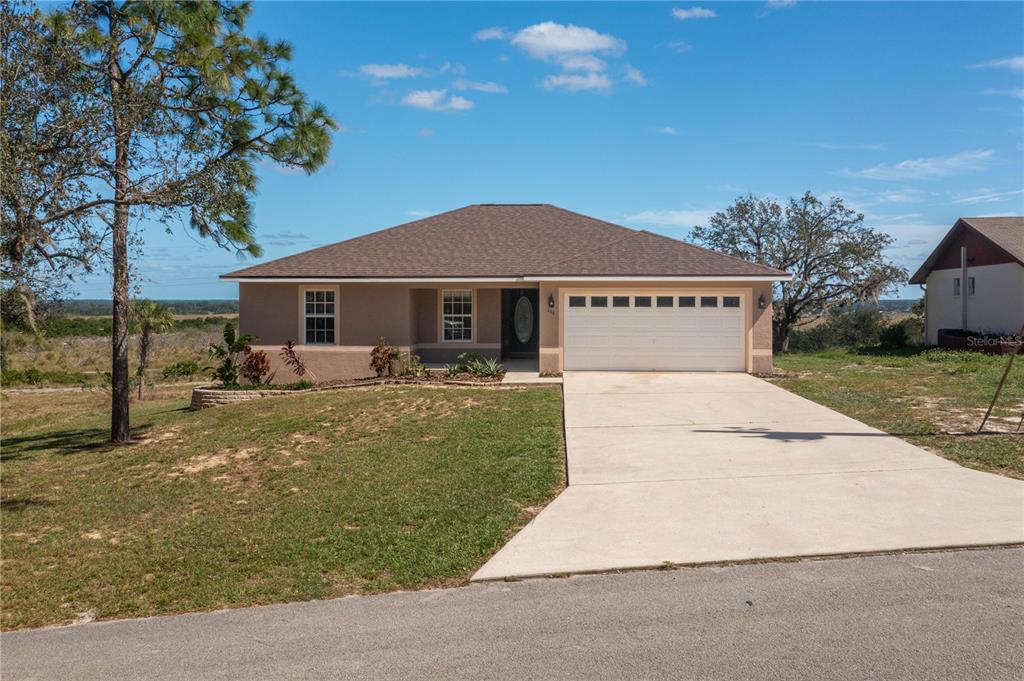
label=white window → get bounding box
[442,289,473,342]
[304,289,335,344]
[953,278,960,297]
[968,277,975,297]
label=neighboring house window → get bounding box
[442,289,473,341]
[304,290,335,344]
[953,277,960,297]
[968,277,975,297]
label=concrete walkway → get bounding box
[473,372,1024,580]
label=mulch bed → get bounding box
[316,372,504,388]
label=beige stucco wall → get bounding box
[238,279,776,381]
[239,281,509,381]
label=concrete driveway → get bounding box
[473,372,1024,580]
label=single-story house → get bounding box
[221,204,791,381]
[909,216,1024,345]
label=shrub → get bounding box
[878,322,909,349]
[240,350,273,385]
[825,307,885,348]
[398,352,430,378]
[161,360,200,379]
[443,363,461,378]
[370,336,399,377]
[208,323,257,388]
[279,340,313,380]
[456,352,504,378]
[787,325,840,352]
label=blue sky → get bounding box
[76,1,1024,300]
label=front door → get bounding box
[502,288,539,359]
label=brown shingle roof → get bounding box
[909,216,1024,283]
[222,204,788,279]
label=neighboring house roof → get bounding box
[909,217,1024,284]
[222,204,788,280]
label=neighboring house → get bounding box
[221,204,790,381]
[909,216,1024,345]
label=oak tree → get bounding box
[692,193,907,351]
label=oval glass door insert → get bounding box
[514,295,534,343]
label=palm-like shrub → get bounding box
[131,299,174,399]
[208,323,257,388]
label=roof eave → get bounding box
[220,273,793,283]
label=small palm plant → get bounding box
[131,299,174,400]
[208,322,257,388]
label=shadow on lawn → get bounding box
[0,495,52,512]
[0,421,159,460]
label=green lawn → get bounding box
[770,349,1024,479]
[0,384,565,630]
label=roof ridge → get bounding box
[637,230,788,275]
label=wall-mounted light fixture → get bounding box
[548,293,556,309]
[758,293,767,309]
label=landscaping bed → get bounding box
[0,383,565,630]
[770,348,1023,478]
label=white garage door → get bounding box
[564,293,746,371]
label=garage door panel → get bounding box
[564,293,746,372]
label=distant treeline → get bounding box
[44,315,235,337]
[60,299,238,315]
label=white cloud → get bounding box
[671,7,717,21]
[542,73,612,93]
[667,41,693,53]
[873,189,927,204]
[625,64,647,86]
[401,89,474,112]
[843,149,995,180]
[765,0,797,8]
[474,27,508,41]
[951,189,1024,205]
[654,126,680,135]
[558,54,606,73]
[511,22,626,60]
[452,79,508,93]
[625,209,716,227]
[970,55,1024,71]
[359,63,424,80]
[408,209,433,217]
[416,128,435,137]
[982,87,1024,100]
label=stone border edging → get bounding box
[189,377,521,409]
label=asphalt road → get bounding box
[4,548,1023,680]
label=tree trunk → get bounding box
[137,332,149,401]
[111,185,130,440]
[108,9,131,442]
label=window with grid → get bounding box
[304,290,336,344]
[442,290,473,341]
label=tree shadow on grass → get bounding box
[0,496,52,512]
[0,421,159,460]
